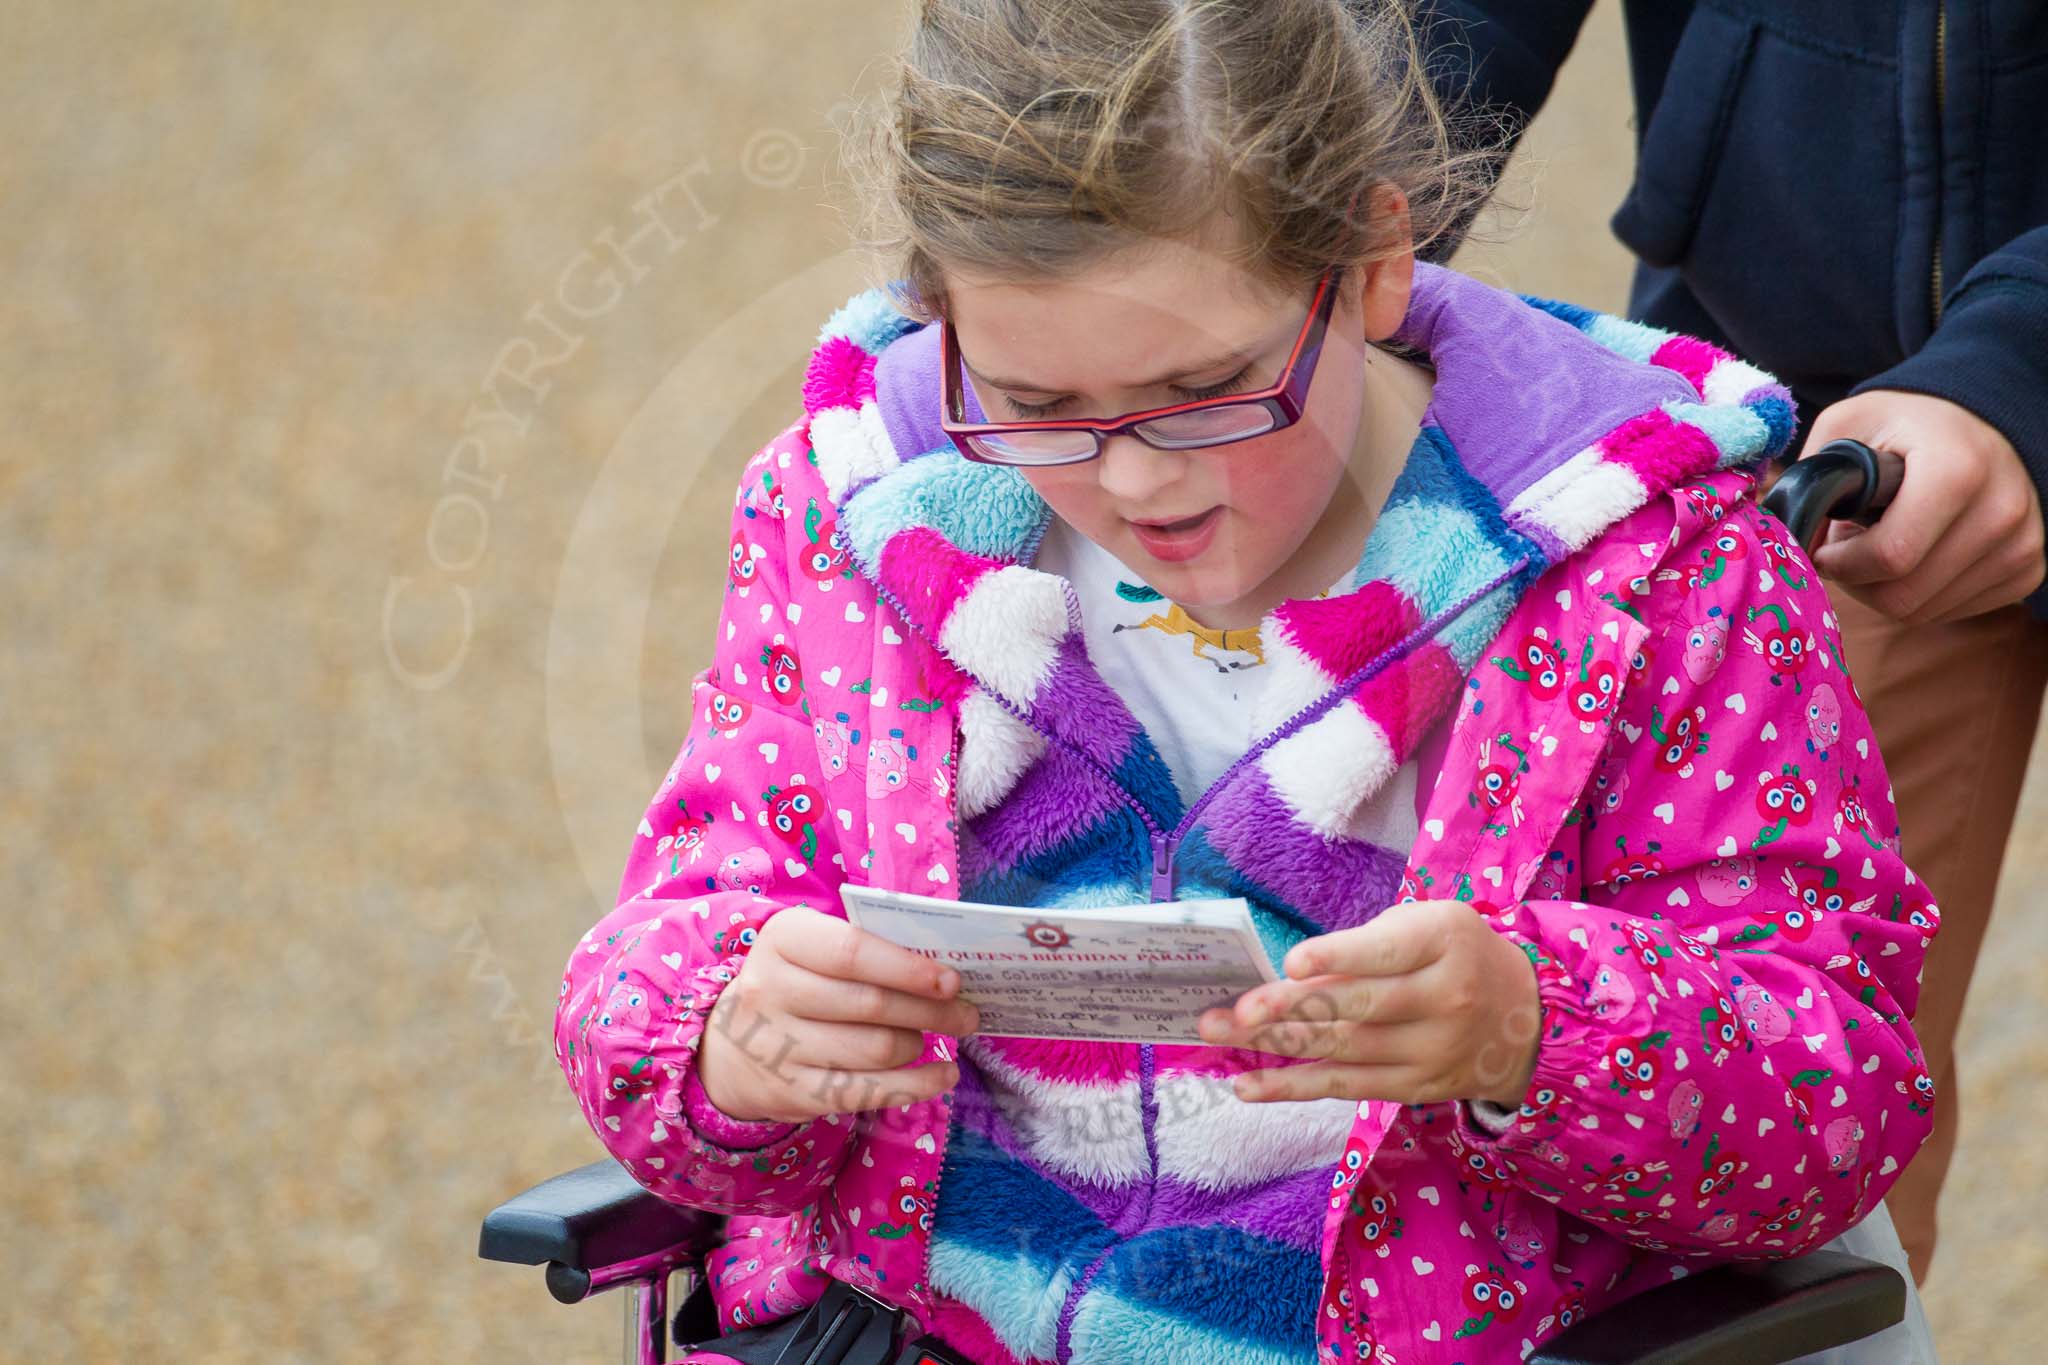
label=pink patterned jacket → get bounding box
[554,265,1939,1363]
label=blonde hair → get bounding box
[844,0,1505,320]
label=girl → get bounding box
[555,3,1941,1361]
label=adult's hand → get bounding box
[1196,899,1542,1109]
[1802,390,2045,623]
[698,906,980,1124]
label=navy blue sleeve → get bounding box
[1416,0,1599,133]
[1852,228,2048,616]
[1408,0,1598,260]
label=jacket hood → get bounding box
[792,263,1795,837]
[804,262,1793,560]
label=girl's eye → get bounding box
[1177,366,1254,402]
[1000,365,1256,420]
[1003,393,1070,419]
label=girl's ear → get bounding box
[1351,183,1416,343]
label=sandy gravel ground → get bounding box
[6,3,2038,1360]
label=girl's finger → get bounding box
[713,1010,930,1083]
[1284,900,1453,979]
[777,961,982,1036]
[1228,971,1432,1029]
[1232,1060,1414,1105]
[778,912,963,999]
[1198,1012,1436,1065]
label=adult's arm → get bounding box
[1402,0,1599,258]
[1849,228,2048,613]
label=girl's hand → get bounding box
[698,906,981,1124]
[1803,390,2046,623]
[1197,899,1541,1108]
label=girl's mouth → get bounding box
[1127,507,1221,563]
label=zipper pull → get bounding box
[1150,832,1176,903]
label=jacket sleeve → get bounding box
[554,418,859,1217]
[1452,497,1939,1259]
[1415,0,1597,132]
[1407,0,1598,259]
[1850,228,2048,618]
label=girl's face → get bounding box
[944,221,1419,629]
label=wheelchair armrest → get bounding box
[479,1159,725,1282]
[1530,1250,1906,1365]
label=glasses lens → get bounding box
[964,428,1098,465]
[1133,402,1277,450]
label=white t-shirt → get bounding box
[1034,517,1349,806]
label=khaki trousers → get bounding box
[1833,592,2048,1286]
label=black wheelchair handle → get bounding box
[1761,438,1907,557]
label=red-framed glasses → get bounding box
[939,268,1341,467]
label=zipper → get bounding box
[1930,1,1948,327]
[1049,1043,1161,1365]
[1148,559,1528,902]
[863,543,1525,1357]
[1046,568,1532,1364]
[902,740,965,1315]
[878,557,1528,898]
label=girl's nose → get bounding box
[1095,431,1183,505]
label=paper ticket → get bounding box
[840,884,1281,1044]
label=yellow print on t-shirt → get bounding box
[1112,598,1265,670]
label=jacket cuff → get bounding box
[1451,920,1583,1153]
[1853,271,2048,618]
[1463,1098,1522,1134]
[667,946,808,1154]
[680,1064,803,1153]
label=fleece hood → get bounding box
[790,263,1794,846]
